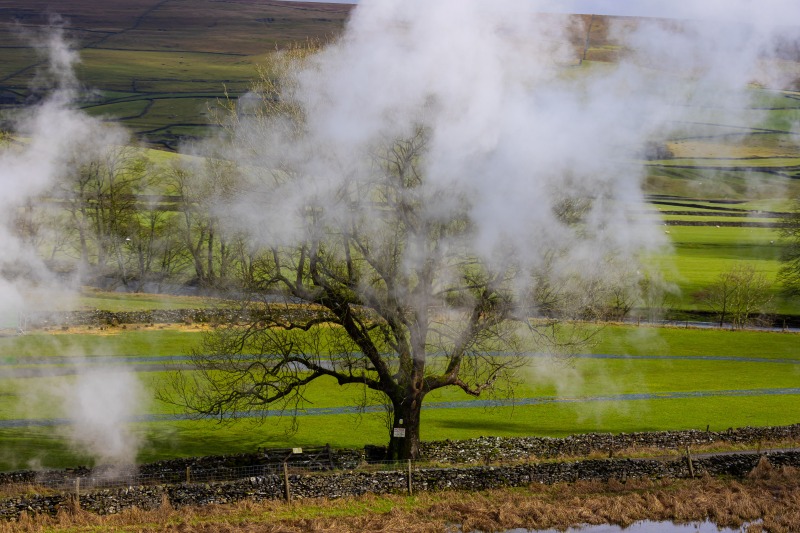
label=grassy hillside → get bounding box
[0,0,352,149]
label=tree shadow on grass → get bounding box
[431,418,549,434]
[429,418,638,437]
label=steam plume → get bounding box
[0,27,146,467]
[218,0,797,282]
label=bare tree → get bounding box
[778,196,800,296]
[120,198,185,293]
[167,158,242,289]
[636,271,677,323]
[164,126,601,459]
[57,145,151,285]
[162,44,608,460]
[695,263,773,329]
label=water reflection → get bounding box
[501,520,752,533]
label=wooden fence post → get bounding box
[283,462,291,502]
[407,460,413,496]
[75,478,80,510]
[686,447,695,478]
[186,466,191,484]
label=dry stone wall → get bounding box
[22,307,333,330]
[420,424,800,463]
[1,425,797,490]
[2,451,799,521]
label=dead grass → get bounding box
[0,484,58,499]
[3,461,799,533]
[46,323,210,335]
[456,440,800,467]
[668,139,800,159]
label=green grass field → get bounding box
[657,225,781,282]
[75,289,215,312]
[642,197,798,314]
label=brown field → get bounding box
[0,0,354,147]
[0,0,353,54]
[3,459,798,532]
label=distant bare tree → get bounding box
[695,263,773,329]
[636,271,678,323]
[120,196,185,293]
[167,158,243,289]
[58,145,152,286]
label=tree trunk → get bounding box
[207,225,215,286]
[387,393,423,460]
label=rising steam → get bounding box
[199,0,798,420]
[213,0,797,299]
[0,27,146,467]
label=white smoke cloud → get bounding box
[56,367,147,466]
[0,27,147,467]
[220,1,669,284]
[0,24,124,315]
[203,0,797,415]
[227,0,796,269]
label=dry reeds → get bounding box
[0,484,57,500]
[0,460,798,532]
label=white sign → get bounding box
[292,447,303,454]
[393,427,406,438]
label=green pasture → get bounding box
[81,91,221,144]
[649,206,742,213]
[662,104,800,134]
[656,227,782,302]
[657,158,800,169]
[0,324,798,469]
[0,48,39,81]
[2,393,799,470]
[651,213,778,223]
[749,91,800,109]
[728,199,794,211]
[0,393,798,471]
[76,289,216,312]
[641,209,798,313]
[1,321,798,360]
[83,99,151,121]
[0,329,203,359]
[0,0,350,147]
[595,325,800,359]
[2,354,797,421]
[644,167,799,199]
[650,202,787,213]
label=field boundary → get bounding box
[1,450,799,520]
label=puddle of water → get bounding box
[497,520,753,533]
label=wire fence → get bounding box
[2,449,797,504]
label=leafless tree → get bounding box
[163,126,607,459]
[167,158,243,289]
[57,145,152,285]
[162,45,603,460]
[695,263,773,329]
